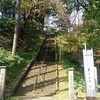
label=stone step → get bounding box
[17,96,53,100]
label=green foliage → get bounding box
[57,33,85,53]
[56,32,86,64]
[82,0,100,49]
[0,0,15,18]
[23,28,43,51]
[57,31,85,91]
[0,18,15,34]
[0,48,26,90]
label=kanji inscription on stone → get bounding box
[83,49,96,97]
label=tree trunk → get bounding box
[40,17,44,35]
[12,0,21,55]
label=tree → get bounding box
[12,0,21,55]
[0,0,15,19]
[83,0,100,48]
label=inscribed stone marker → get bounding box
[0,66,6,100]
[83,48,97,99]
[68,68,74,100]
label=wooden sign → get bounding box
[83,49,96,97]
[0,66,6,100]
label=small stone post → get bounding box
[0,66,6,100]
[68,68,74,100]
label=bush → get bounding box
[0,48,26,90]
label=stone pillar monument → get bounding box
[83,43,97,100]
[0,66,6,100]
